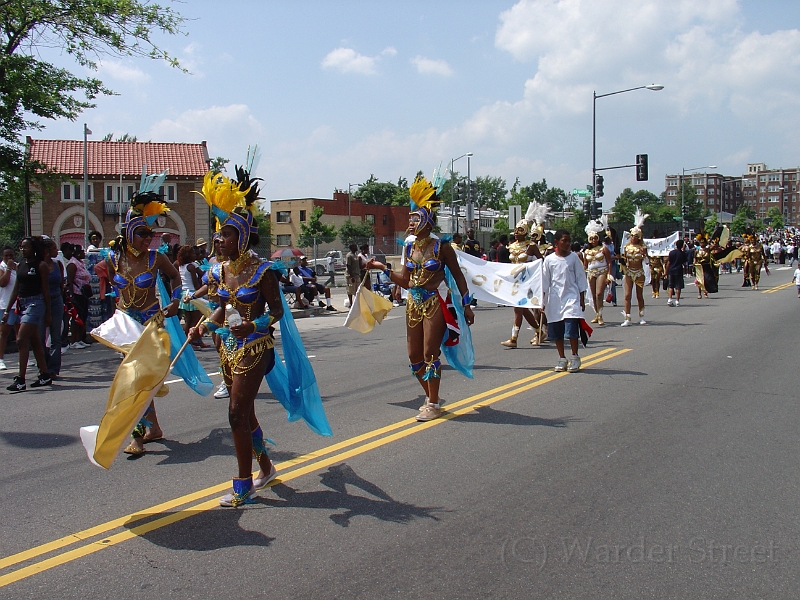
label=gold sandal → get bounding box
[123,443,145,455]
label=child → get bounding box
[793,265,800,297]
[541,230,587,372]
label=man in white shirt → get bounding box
[541,230,588,373]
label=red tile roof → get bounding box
[27,139,210,177]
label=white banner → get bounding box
[620,231,680,257]
[456,250,542,308]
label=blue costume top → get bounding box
[109,249,160,323]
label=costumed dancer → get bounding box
[693,234,713,298]
[582,215,612,325]
[102,173,180,455]
[366,168,475,422]
[746,233,769,290]
[501,201,548,347]
[621,209,650,326]
[189,150,332,507]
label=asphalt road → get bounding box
[0,268,798,599]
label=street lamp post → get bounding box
[592,84,663,219]
[83,123,92,248]
[450,152,472,234]
[681,165,716,237]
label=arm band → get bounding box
[252,313,275,333]
[462,292,473,307]
[204,319,223,335]
[171,286,184,301]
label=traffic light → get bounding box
[636,154,649,181]
[595,174,604,197]
[593,201,603,216]
[582,198,590,214]
[457,179,467,202]
[681,204,688,218]
[469,185,477,203]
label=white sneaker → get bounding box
[554,357,568,372]
[214,382,229,399]
[0,358,6,370]
[567,355,581,372]
[639,318,647,325]
[620,319,631,327]
[70,341,88,349]
[675,300,680,307]
[667,298,674,307]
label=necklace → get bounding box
[227,250,251,275]
[127,245,141,258]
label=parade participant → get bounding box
[665,238,687,307]
[367,170,475,422]
[2,237,52,391]
[501,201,547,348]
[746,233,769,290]
[582,217,612,325]
[101,171,181,453]
[693,235,713,298]
[542,230,587,373]
[190,154,331,507]
[739,235,752,287]
[620,209,649,326]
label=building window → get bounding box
[365,214,375,225]
[276,211,291,223]
[276,234,291,246]
[61,182,93,202]
[157,184,177,203]
[299,210,307,222]
[105,184,135,202]
[759,175,766,182]
[382,214,387,225]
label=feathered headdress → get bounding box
[194,146,261,254]
[584,219,605,239]
[525,201,550,241]
[123,167,170,247]
[408,172,442,234]
[630,208,649,237]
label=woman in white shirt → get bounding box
[0,246,19,370]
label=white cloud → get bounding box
[321,47,379,75]
[411,56,454,77]
[382,46,398,57]
[148,104,264,155]
[178,42,204,77]
[97,60,150,84]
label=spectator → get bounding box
[345,242,360,306]
[541,230,587,373]
[451,232,463,251]
[487,239,499,262]
[174,245,206,346]
[497,235,511,263]
[323,252,336,287]
[40,238,65,379]
[297,256,336,311]
[0,246,19,371]
[87,231,103,253]
[66,245,92,349]
[463,228,482,258]
[2,236,52,391]
[665,238,687,307]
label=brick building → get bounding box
[664,163,800,226]
[27,138,211,247]
[271,190,410,256]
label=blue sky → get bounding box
[28,0,800,212]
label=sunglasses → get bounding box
[135,230,154,239]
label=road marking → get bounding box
[762,282,794,294]
[0,347,628,588]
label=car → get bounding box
[308,250,346,276]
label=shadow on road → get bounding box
[453,405,582,428]
[263,463,445,528]
[139,427,302,466]
[0,430,79,448]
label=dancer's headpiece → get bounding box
[630,208,648,238]
[408,163,447,235]
[123,167,170,248]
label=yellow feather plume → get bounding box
[141,201,169,217]
[195,171,248,214]
[409,176,438,210]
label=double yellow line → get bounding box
[0,346,629,589]
[762,281,795,294]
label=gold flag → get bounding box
[189,298,214,318]
[343,281,394,334]
[80,320,171,469]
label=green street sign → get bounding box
[572,189,590,197]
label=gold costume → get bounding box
[584,245,609,279]
[623,243,648,288]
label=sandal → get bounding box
[142,431,163,443]
[123,443,145,455]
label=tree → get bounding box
[677,182,704,221]
[704,213,718,236]
[473,175,508,210]
[765,206,784,229]
[297,206,337,257]
[209,156,229,174]
[611,189,636,222]
[730,204,756,235]
[0,0,186,223]
[338,220,374,246]
[551,210,590,243]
